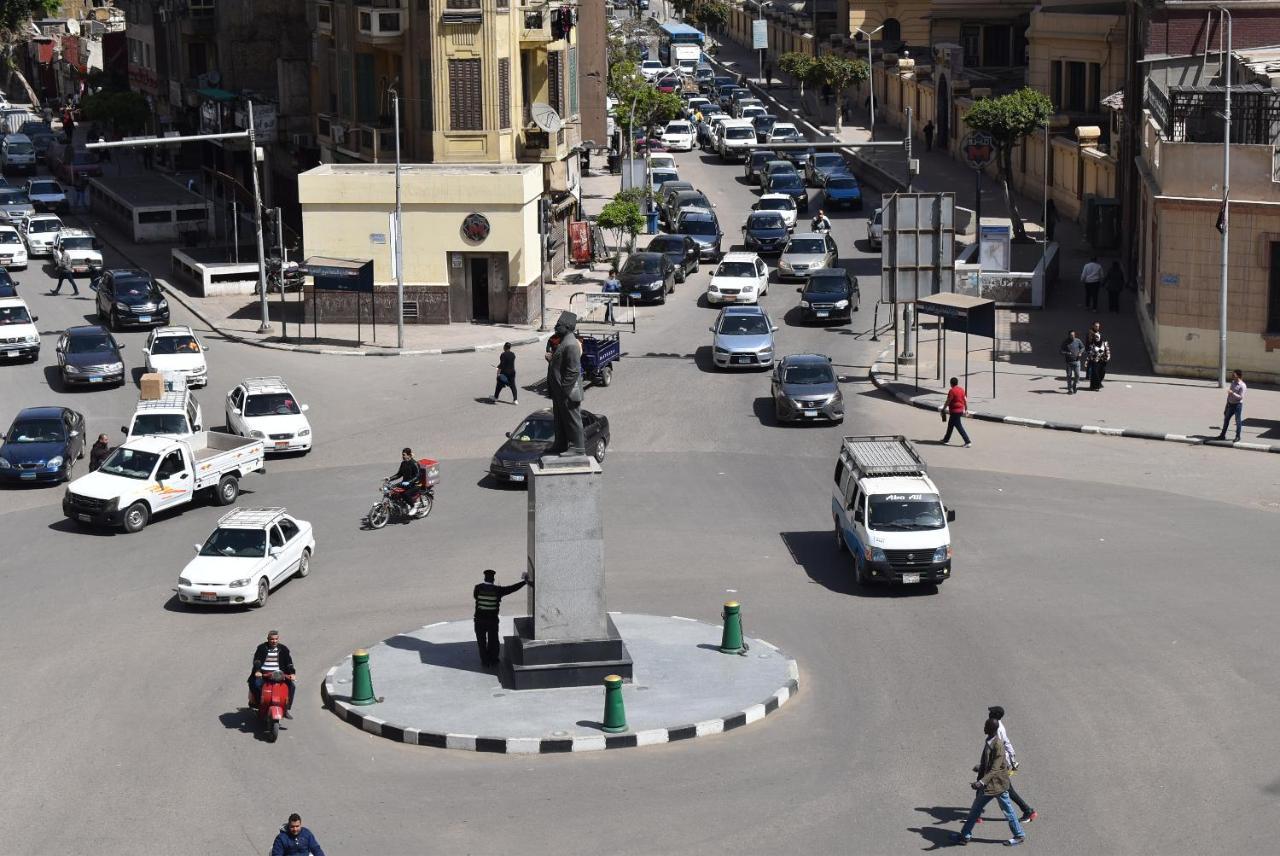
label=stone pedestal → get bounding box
[503,455,633,690]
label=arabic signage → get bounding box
[962,131,994,170]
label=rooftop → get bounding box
[305,163,540,178]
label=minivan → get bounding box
[1,134,36,175]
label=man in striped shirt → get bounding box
[473,569,530,668]
[250,630,296,717]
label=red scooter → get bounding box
[249,671,291,742]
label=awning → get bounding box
[196,87,237,102]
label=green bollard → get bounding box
[601,674,628,733]
[350,648,377,706]
[720,601,744,654]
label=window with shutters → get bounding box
[449,58,483,131]
[568,47,578,117]
[498,57,511,129]
[547,51,563,118]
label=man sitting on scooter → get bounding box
[389,447,422,508]
[250,630,296,718]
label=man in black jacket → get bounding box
[250,630,296,716]
[388,447,422,507]
[89,434,111,470]
[473,570,530,668]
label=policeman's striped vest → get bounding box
[475,588,500,613]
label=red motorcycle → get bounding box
[249,671,291,742]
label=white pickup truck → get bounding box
[63,431,265,533]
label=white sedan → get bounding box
[225,377,313,454]
[142,325,209,388]
[661,120,696,152]
[639,60,665,80]
[176,508,314,609]
[754,193,798,229]
[707,252,770,305]
[0,225,28,269]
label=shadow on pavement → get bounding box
[384,634,490,675]
[779,530,941,598]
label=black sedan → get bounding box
[489,409,610,484]
[761,171,810,211]
[771,354,844,424]
[617,252,676,304]
[0,405,86,484]
[93,268,169,330]
[55,325,125,387]
[741,211,789,254]
[797,267,859,323]
[742,149,778,185]
[647,234,700,282]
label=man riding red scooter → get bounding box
[249,630,296,740]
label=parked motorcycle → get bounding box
[249,671,291,743]
[366,458,440,529]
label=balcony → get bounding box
[442,0,482,23]
[521,10,551,43]
[354,123,404,162]
[358,1,406,40]
[316,0,333,34]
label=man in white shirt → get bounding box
[1080,256,1104,310]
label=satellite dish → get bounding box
[531,102,563,134]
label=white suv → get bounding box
[0,295,40,361]
[176,507,315,608]
[142,325,209,388]
[716,119,757,161]
[0,224,27,269]
[225,376,313,454]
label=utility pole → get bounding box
[1217,5,1232,388]
[855,25,884,139]
[247,101,270,333]
[391,85,405,349]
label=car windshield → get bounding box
[783,364,835,384]
[622,256,664,275]
[130,414,189,436]
[717,261,758,278]
[98,448,159,479]
[757,198,794,211]
[647,236,683,253]
[200,527,267,558]
[115,278,153,297]
[0,305,31,324]
[510,418,555,443]
[747,213,784,229]
[8,419,63,442]
[245,393,301,417]
[773,126,799,137]
[66,333,114,354]
[680,218,718,235]
[807,274,848,293]
[0,189,29,204]
[814,154,844,169]
[666,123,691,134]
[7,142,32,155]
[60,236,93,250]
[30,181,59,194]
[868,493,946,531]
[150,335,200,355]
[0,232,18,244]
[826,178,858,189]
[773,172,804,187]
[719,315,770,335]
[788,239,826,254]
[753,117,776,129]
[652,171,678,185]
[29,219,59,232]
[726,127,755,139]
[751,152,776,165]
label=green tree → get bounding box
[0,0,60,105]
[777,52,815,102]
[79,91,153,136]
[597,189,646,258]
[812,54,869,132]
[609,61,683,143]
[963,87,1054,240]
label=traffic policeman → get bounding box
[473,569,530,668]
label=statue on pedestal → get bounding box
[546,311,585,456]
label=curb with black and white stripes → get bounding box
[870,349,1280,454]
[321,660,799,754]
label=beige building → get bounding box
[839,1,931,49]
[298,163,543,324]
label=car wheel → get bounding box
[676,267,685,284]
[122,502,149,534]
[295,548,311,578]
[594,438,608,463]
[214,474,240,506]
[63,458,74,483]
[252,577,269,608]
[600,364,613,387]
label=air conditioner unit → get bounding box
[292,133,315,149]
[330,124,345,145]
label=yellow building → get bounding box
[298,163,544,324]
[840,1,931,48]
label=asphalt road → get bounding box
[2,144,1279,856]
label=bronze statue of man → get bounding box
[546,311,585,456]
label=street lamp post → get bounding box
[855,25,884,139]
[389,85,405,350]
[246,101,270,333]
[1216,5,1232,388]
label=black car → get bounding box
[93,269,169,330]
[0,405,86,484]
[771,354,844,424]
[55,325,125,387]
[797,267,859,323]
[647,234,700,282]
[675,209,723,261]
[617,252,676,304]
[741,211,789,254]
[0,269,15,297]
[762,171,810,211]
[489,409,610,483]
[743,149,778,185]
[752,114,778,143]
[778,144,815,168]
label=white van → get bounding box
[715,118,756,161]
[1,133,36,174]
[832,435,956,588]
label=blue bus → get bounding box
[658,22,705,66]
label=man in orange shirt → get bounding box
[940,377,971,447]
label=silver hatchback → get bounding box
[710,305,777,369]
[778,231,838,281]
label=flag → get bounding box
[1216,203,1226,235]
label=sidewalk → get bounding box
[708,33,1278,451]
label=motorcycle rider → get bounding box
[249,630,296,717]
[810,209,832,232]
[388,447,423,509]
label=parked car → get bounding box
[867,207,884,250]
[0,224,27,269]
[0,295,38,360]
[142,325,209,388]
[26,178,66,212]
[709,305,777,370]
[778,231,838,281]
[660,120,696,152]
[657,181,695,212]
[743,149,779,185]
[55,325,125,387]
[489,409,610,483]
[0,186,34,222]
[797,267,859,323]
[0,406,85,484]
[93,268,170,330]
[740,210,789,254]
[650,168,680,193]
[225,375,313,454]
[752,193,798,229]
[675,209,723,261]
[663,189,712,227]
[761,169,809,211]
[176,507,315,609]
[806,151,851,186]
[819,174,863,210]
[646,233,700,282]
[771,354,844,423]
[646,152,677,172]
[617,251,676,304]
[707,252,770,305]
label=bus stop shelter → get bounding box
[301,256,376,344]
[914,293,997,398]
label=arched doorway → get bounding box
[936,74,950,151]
[883,18,901,48]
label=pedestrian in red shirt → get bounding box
[940,377,971,447]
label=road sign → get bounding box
[880,192,957,304]
[961,131,994,170]
[752,20,768,50]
